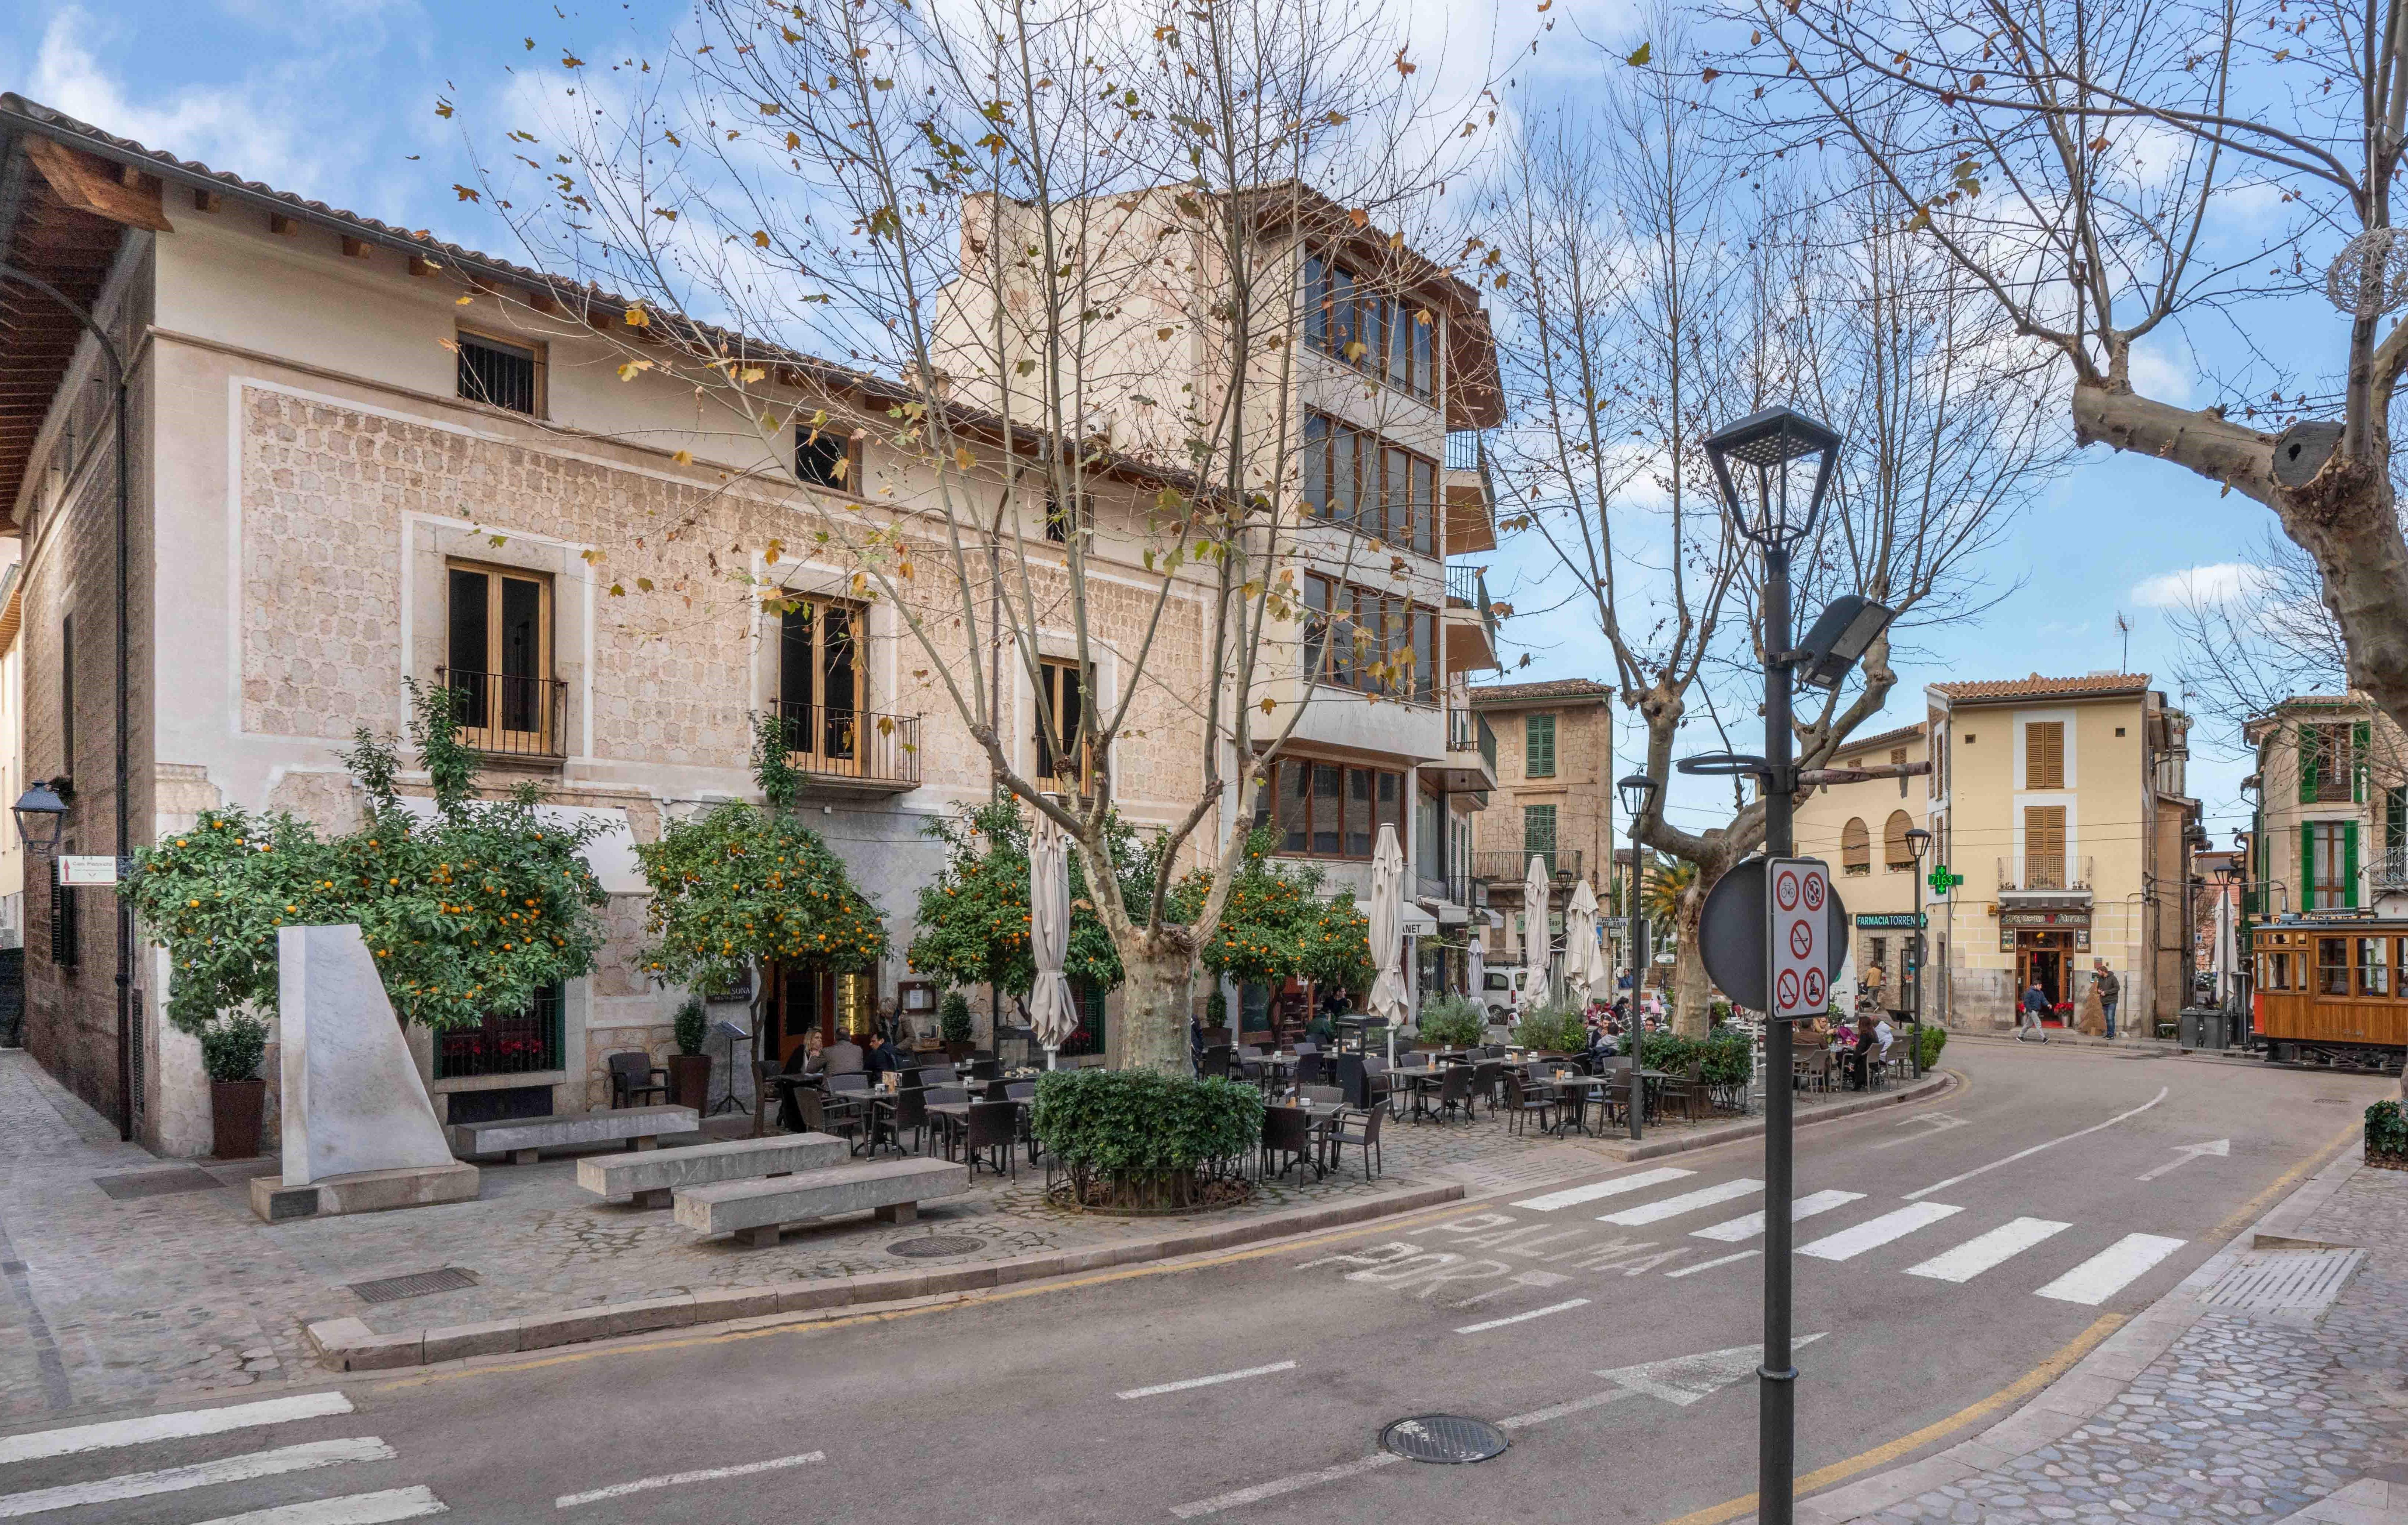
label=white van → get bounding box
[1479,967,1532,1020]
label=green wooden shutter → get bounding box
[2346,821,2361,908]
[2355,722,2372,802]
[2299,727,2319,803]
[2303,825,2318,912]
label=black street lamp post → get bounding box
[1617,773,1659,1143]
[1703,404,1843,1525]
[1905,825,1932,1077]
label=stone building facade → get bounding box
[1466,679,1615,968]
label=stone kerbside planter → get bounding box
[211,1078,266,1160]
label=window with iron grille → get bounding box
[49,861,77,969]
[1523,804,1558,870]
[457,332,541,414]
[434,982,565,1079]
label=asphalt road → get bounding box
[4,1042,2390,1525]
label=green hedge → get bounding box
[1916,1024,1949,1072]
[2370,1100,2408,1157]
[1031,1068,1264,1177]
[1637,1031,1753,1086]
[1416,996,1487,1049]
[1512,1007,1588,1053]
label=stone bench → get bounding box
[576,1132,851,1208]
[450,1106,700,1165]
[675,1157,970,1247]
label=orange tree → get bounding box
[1175,829,1373,999]
[122,680,609,1038]
[631,713,887,1013]
[904,799,1136,1016]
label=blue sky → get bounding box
[2,0,2298,846]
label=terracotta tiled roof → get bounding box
[1469,678,1614,706]
[1930,673,2151,704]
[1831,720,1923,757]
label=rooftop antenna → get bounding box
[2115,610,2131,672]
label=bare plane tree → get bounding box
[450,0,1498,1071]
[1724,0,2408,751]
[1490,45,2059,1032]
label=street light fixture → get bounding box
[1616,772,1659,1144]
[1793,595,1897,691]
[11,779,71,855]
[1903,825,1933,1073]
[1703,403,1844,1525]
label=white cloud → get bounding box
[2129,562,2269,608]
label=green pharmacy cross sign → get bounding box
[1927,866,1965,896]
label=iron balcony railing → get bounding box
[1997,855,2095,893]
[767,700,920,786]
[1445,431,1487,472]
[2375,847,2408,891]
[438,668,567,759]
[1446,707,1498,773]
[433,986,565,1080]
[1416,867,1479,906]
[1474,848,1583,883]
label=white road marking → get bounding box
[1513,1167,1695,1212]
[1905,1218,2072,1283]
[1903,1088,2168,1200]
[1871,1113,1969,1149]
[2034,1234,2187,1305]
[1691,1190,1865,1242]
[191,1487,449,1525]
[1168,1453,1403,1517]
[0,1392,355,1466]
[1600,1178,1763,1226]
[1495,1387,1639,1428]
[2136,1139,2230,1182]
[555,1452,824,1508]
[1454,1299,1590,1334]
[1117,1361,1297,1400]
[0,1437,393,1519]
[1664,1250,1761,1279]
[1798,1202,1965,1261]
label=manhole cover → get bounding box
[94,1167,227,1201]
[1380,1415,1509,1464]
[887,1236,986,1259]
[349,1267,480,1304]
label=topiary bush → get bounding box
[1034,1068,1264,1211]
[199,1013,269,1084]
[673,996,708,1058]
[1916,1024,1949,1072]
[1415,995,1486,1049]
[939,990,973,1046]
[2368,1100,2408,1163]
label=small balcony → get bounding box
[438,668,567,762]
[768,700,921,796]
[1474,848,1583,888]
[1433,706,1499,795]
[2374,847,2408,893]
[1444,431,1497,556]
[1997,855,2094,898]
[1445,565,1501,674]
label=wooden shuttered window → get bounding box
[2025,722,2064,789]
[2023,805,2067,889]
[1841,818,1871,876]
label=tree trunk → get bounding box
[1670,890,1714,1038]
[1117,947,1195,1074]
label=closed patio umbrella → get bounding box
[1523,854,1554,1008]
[1029,818,1078,1069]
[1565,876,1607,1013]
[1367,823,1408,1063]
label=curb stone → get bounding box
[305,1180,1466,1371]
[1586,1070,1956,1163]
[1781,1125,2374,1525]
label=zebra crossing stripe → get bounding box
[1513,1168,1694,1212]
[1905,1218,2073,1284]
[0,1437,393,1519]
[1798,1202,1963,1261]
[1600,1179,1764,1226]
[1691,1190,1865,1243]
[0,1392,354,1466]
[2035,1234,2186,1305]
[191,1486,449,1524]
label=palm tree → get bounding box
[1641,860,1696,944]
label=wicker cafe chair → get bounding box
[1500,1075,1556,1137]
[964,1100,1019,1180]
[1202,1044,1235,1080]
[607,1051,670,1109]
[798,1085,864,1150]
[886,1085,929,1155]
[1470,1059,1503,1118]
[1320,1105,1384,1181]
[1420,1065,1474,1126]
[1260,1105,1321,1181]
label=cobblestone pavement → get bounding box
[0,1049,1905,1425]
[1857,1164,2408,1525]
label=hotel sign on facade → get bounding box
[1998,908,2091,953]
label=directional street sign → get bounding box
[1769,857,1830,1019]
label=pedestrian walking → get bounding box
[2018,978,2052,1042]
[1862,960,1886,1012]
[2092,960,2121,1040]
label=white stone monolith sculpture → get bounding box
[250,924,478,1221]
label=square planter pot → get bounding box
[668,1053,713,1112]
[211,1077,266,1160]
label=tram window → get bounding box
[2262,951,2290,990]
[2359,937,2392,997]
[2318,937,2351,996]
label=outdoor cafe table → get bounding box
[1529,1069,1667,1136]
[1264,1098,1346,1178]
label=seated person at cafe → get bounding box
[862,1029,902,1078]
[1303,1008,1338,1048]
[1844,1015,1877,1090]
[818,1033,866,1076]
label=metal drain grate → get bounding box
[349,1267,481,1305]
[2206,1249,2364,1314]
[94,1167,229,1201]
[886,1236,987,1259]
[2313,1097,2353,1104]
[1380,1416,1509,1464]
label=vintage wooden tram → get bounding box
[2251,915,2408,1072]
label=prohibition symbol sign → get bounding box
[1767,856,1830,1020]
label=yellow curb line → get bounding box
[1651,1114,2364,1525]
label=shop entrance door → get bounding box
[2016,932,2071,1019]
[769,966,833,1065]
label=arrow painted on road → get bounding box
[2136,1139,2230,1182]
[1871,1113,1969,1150]
[1595,1333,1829,1407]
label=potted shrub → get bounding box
[668,996,712,1110]
[940,990,975,1060]
[1416,995,1486,1052]
[201,1013,269,1160]
[2369,1100,2408,1170]
[1201,987,1232,1048]
[1511,1006,1586,1055]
